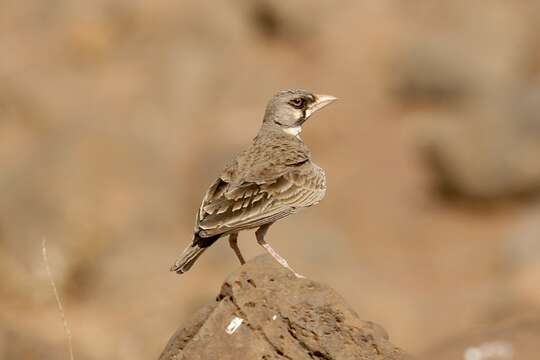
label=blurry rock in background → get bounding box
[420,315,540,360]
[391,2,540,200]
[240,0,337,42]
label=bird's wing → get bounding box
[196,162,326,237]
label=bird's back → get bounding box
[224,128,312,183]
[195,130,325,237]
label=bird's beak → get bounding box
[305,94,338,118]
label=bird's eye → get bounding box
[290,98,305,108]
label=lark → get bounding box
[171,89,336,276]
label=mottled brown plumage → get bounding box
[198,129,326,237]
[171,89,336,275]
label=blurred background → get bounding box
[2,0,540,359]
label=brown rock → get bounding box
[239,0,337,41]
[160,255,409,360]
[391,3,540,201]
[420,315,540,360]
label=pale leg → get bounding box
[229,233,245,265]
[255,223,304,278]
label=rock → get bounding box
[239,0,337,41]
[391,3,540,201]
[160,255,409,360]
[416,99,540,200]
[420,315,540,360]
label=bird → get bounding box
[171,89,336,276]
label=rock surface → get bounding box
[160,255,409,360]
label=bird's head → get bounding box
[263,89,337,136]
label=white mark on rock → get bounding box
[464,341,513,360]
[226,316,244,335]
[272,315,277,321]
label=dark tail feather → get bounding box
[170,243,206,274]
[170,234,219,274]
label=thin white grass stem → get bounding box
[42,238,75,360]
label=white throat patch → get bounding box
[283,126,302,136]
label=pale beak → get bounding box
[305,94,338,118]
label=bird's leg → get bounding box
[255,223,304,278]
[229,233,245,265]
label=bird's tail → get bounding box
[170,234,218,274]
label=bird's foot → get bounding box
[260,242,304,278]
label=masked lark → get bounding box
[171,89,336,276]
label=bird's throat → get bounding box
[282,126,302,136]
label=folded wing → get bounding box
[196,162,326,237]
